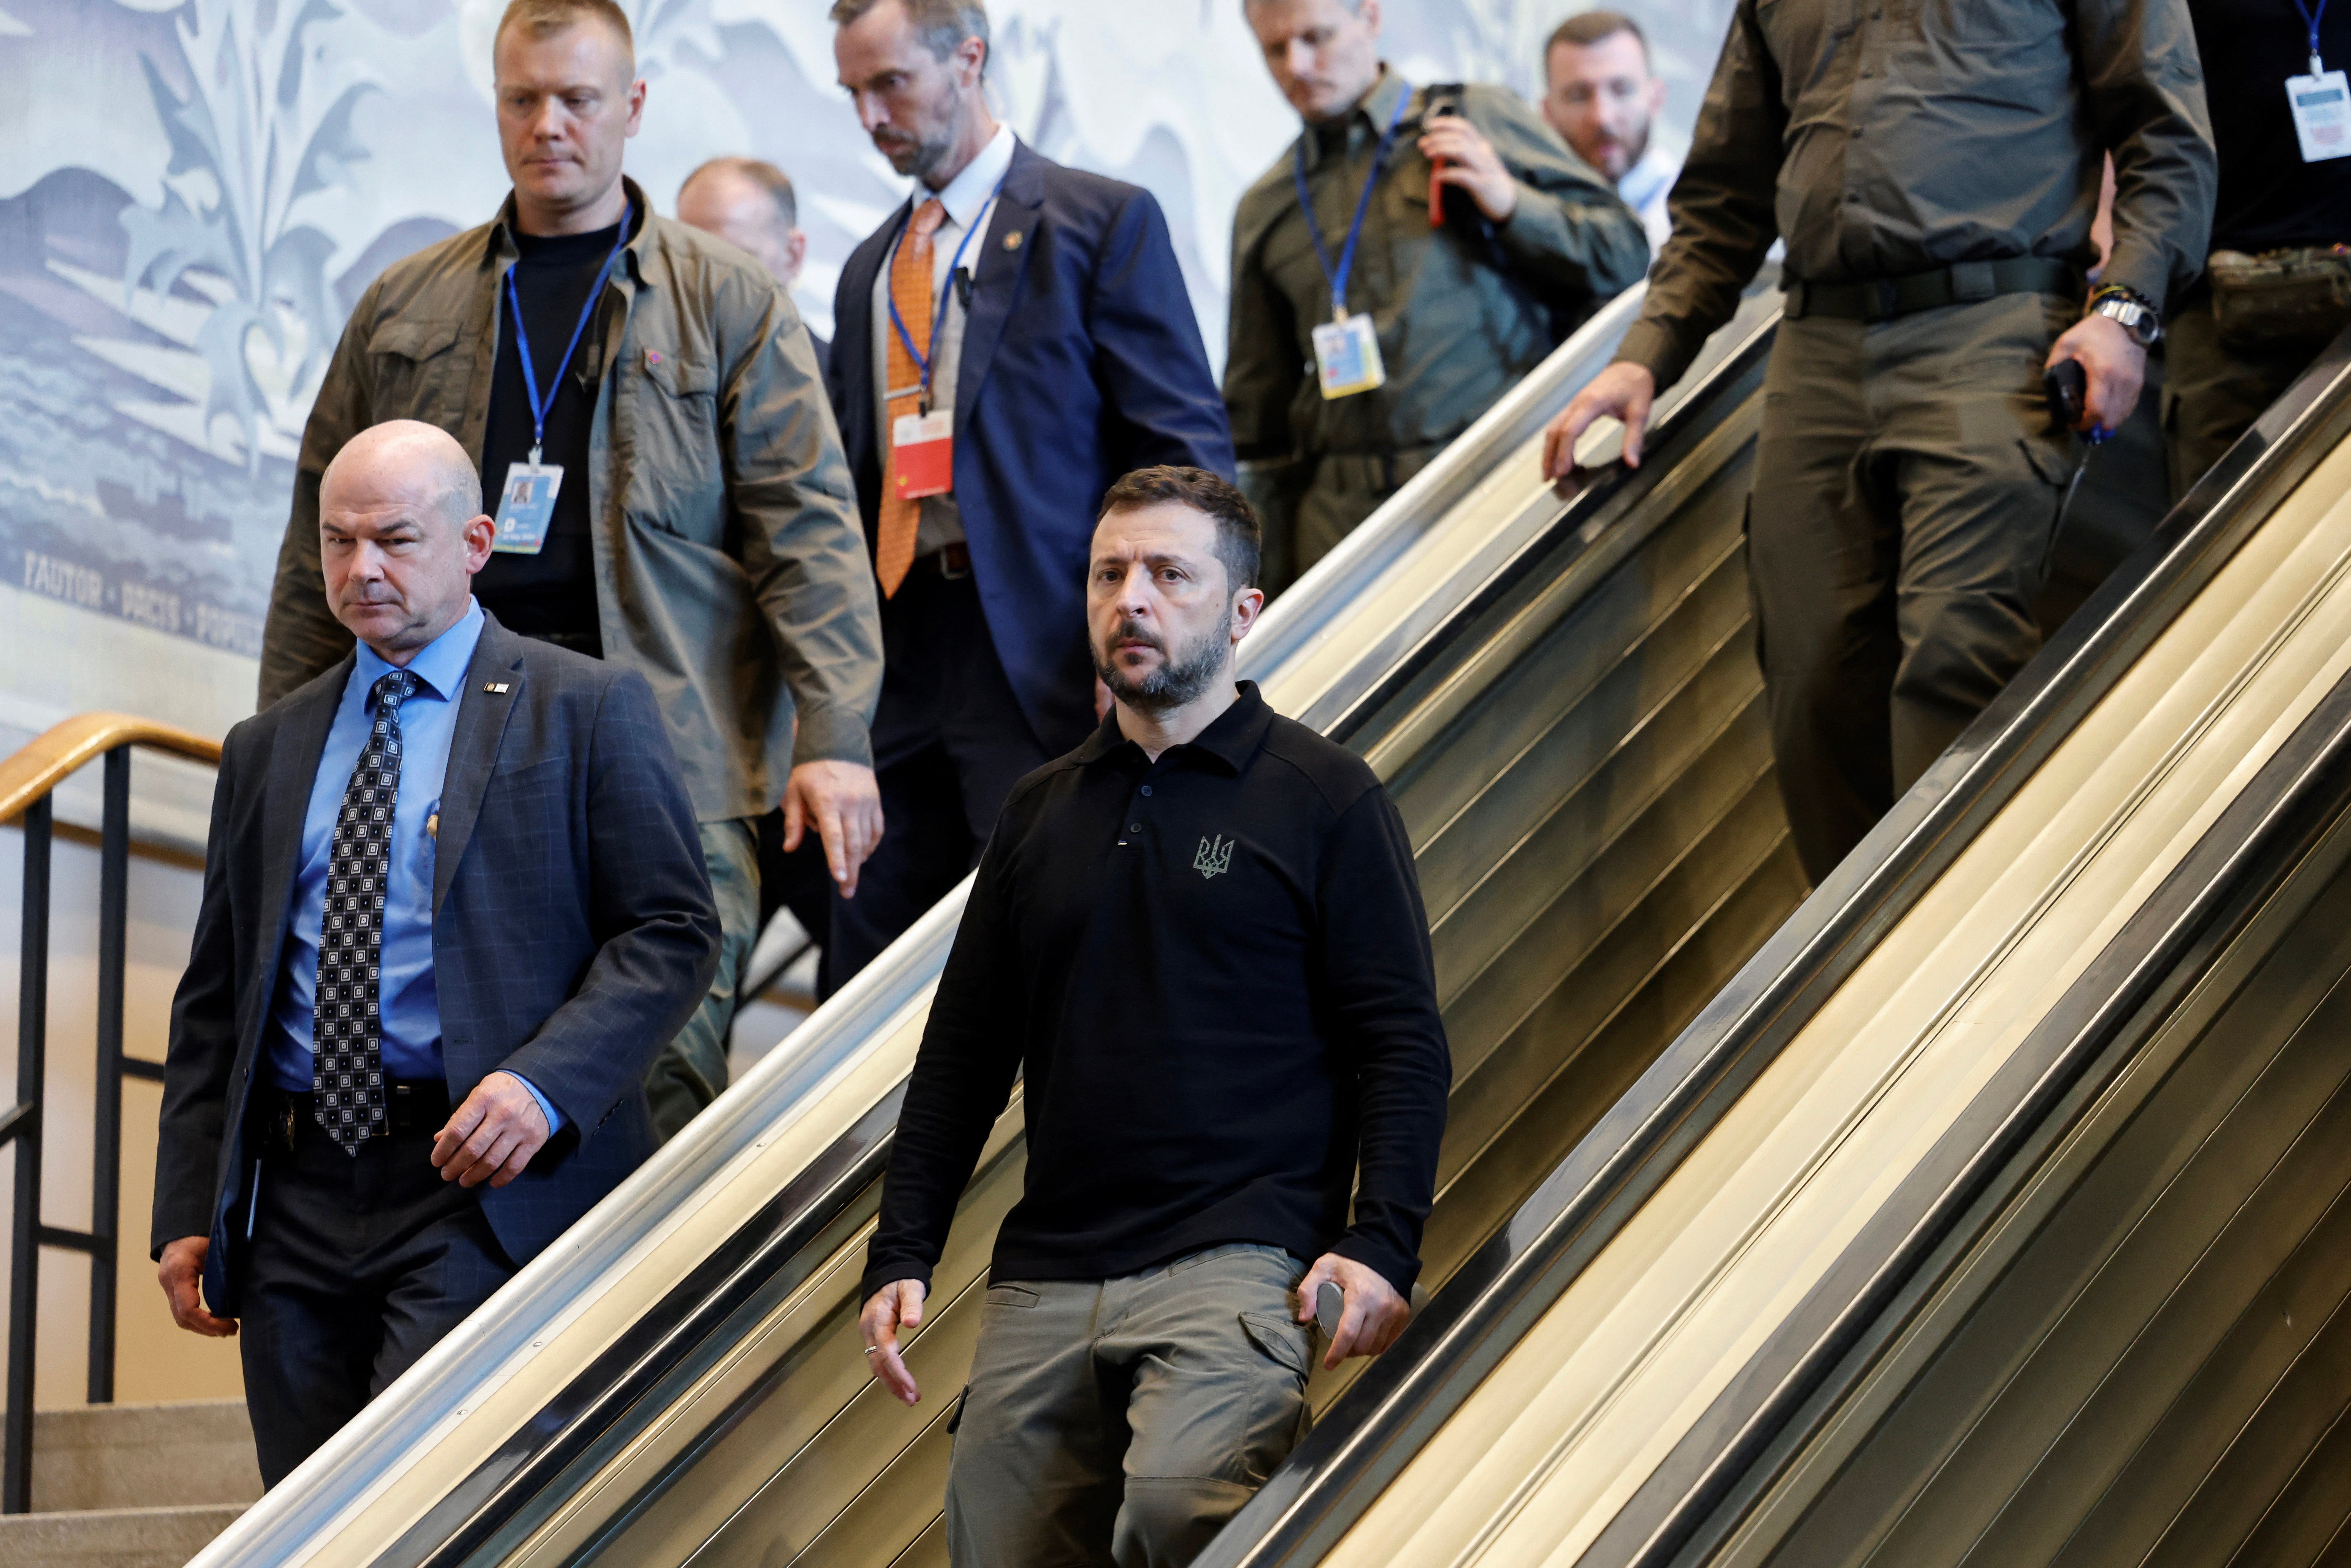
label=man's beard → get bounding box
[1093,619,1227,717]
[874,81,965,181]
[1601,121,1651,180]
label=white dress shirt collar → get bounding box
[928,121,1017,233]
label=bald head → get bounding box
[319,421,494,663]
[677,158,807,289]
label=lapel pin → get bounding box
[1003,230,1023,251]
[645,348,663,368]
[483,682,510,694]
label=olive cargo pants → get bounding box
[2164,285,2342,502]
[1748,293,2077,883]
[944,1244,1314,1568]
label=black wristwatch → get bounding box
[2088,287,2164,347]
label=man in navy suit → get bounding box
[153,421,719,1486]
[825,0,1235,991]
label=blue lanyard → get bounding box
[1293,80,1412,320]
[505,203,633,465]
[2296,0,2331,72]
[886,180,1003,410]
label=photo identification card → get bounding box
[891,410,954,500]
[1313,311,1386,400]
[492,463,562,555]
[2288,71,2351,161]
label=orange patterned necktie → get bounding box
[877,198,947,599]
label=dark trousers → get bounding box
[757,812,836,942]
[824,568,1065,995]
[1748,294,2076,883]
[2164,282,2342,502]
[238,1105,514,1486]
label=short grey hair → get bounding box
[681,156,798,231]
[829,0,989,65]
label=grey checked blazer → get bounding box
[153,612,721,1312]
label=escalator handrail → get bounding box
[186,284,1655,1568]
[1238,282,1646,696]
[1588,629,2351,1568]
[1199,329,2351,1568]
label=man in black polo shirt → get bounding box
[857,465,1450,1567]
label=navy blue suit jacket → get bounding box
[153,614,720,1312]
[830,140,1235,754]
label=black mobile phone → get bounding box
[2044,358,2088,431]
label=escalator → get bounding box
[1195,335,2351,1568]
[189,273,1814,1568]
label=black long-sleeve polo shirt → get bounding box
[862,682,1451,1302]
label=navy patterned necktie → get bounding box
[313,669,419,1154]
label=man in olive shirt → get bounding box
[1227,0,1648,591]
[261,0,885,1141]
[1546,0,2214,885]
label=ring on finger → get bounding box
[864,1345,880,1356]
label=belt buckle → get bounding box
[1872,278,1901,322]
[939,545,971,581]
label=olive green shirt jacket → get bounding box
[1618,0,2217,391]
[259,179,882,822]
[1225,70,1650,466]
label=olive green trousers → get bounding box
[643,817,758,1142]
[1748,294,2076,883]
[944,1244,1314,1568]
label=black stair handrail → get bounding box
[1,713,221,1513]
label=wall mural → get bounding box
[0,0,1731,789]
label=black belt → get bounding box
[1782,257,2082,323]
[255,1078,451,1154]
[1315,442,1446,495]
[911,541,971,580]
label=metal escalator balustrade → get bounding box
[1735,655,2351,1568]
[184,277,1782,1568]
[1205,334,2351,1568]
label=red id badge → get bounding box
[891,411,954,500]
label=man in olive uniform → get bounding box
[1545,0,2214,886]
[1228,0,1648,591]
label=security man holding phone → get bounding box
[857,467,1450,1568]
[1544,0,2215,887]
[1226,0,1647,591]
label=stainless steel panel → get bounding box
[1759,830,2351,1568]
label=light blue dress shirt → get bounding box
[267,601,562,1132]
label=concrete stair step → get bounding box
[0,1502,248,1568]
[26,1399,262,1512]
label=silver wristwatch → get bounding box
[2089,290,2164,347]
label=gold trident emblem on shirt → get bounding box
[1193,834,1234,880]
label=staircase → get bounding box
[0,1400,260,1567]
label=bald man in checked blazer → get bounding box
[154,422,719,1486]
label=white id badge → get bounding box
[890,410,954,499]
[1312,311,1387,400]
[2288,70,2351,162]
[492,462,563,554]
